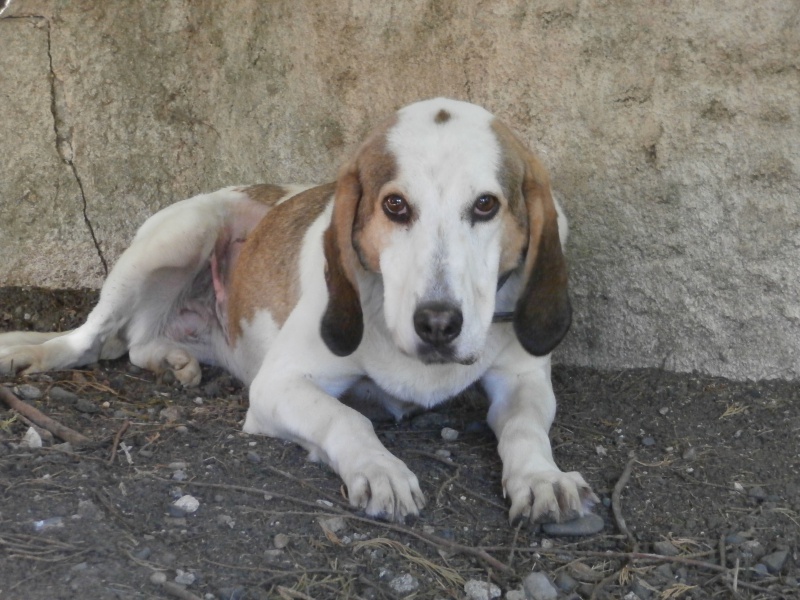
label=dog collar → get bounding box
[492,270,515,322]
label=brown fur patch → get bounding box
[348,118,399,272]
[490,121,530,273]
[491,118,571,356]
[434,108,451,124]
[239,184,291,206]
[228,183,335,340]
[319,116,398,355]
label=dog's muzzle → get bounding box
[413,301,463,348]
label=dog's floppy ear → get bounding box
[320,166,364,356]
[512,150,572,356]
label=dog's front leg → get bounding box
[483,345,597,525]
[244,373,425,523]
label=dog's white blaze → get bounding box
[383,98,505,361]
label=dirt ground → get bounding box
[1,286,798,600]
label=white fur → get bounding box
[0,99,596,525]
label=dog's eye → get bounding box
[473,194,500,221]
[382,194,411,223]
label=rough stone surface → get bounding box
[2,1,799,381]
[463,579,501,600]
[541,512,604,536]
[522,572,558,600]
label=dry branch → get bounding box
[0,385,90,446]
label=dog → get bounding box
[0,98,597,524]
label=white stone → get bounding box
[173,495,200,514]
[464,579,501,600]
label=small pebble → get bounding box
[246,451,262,464]
[175,425,189,434]
[318,516,347,534]
[595,445,607,457]
[725,531,749,544]
[658,406,669,415]
[505,591,525,600]
[653,540,680,556]
[753,563,769,577]
[463,579,501,600]
[16,384,42,400]
[435,449,451,459]
[77,499,101,520]
[20,427,43,449]
[441,427,459,441]
[631,577,654,600]
[740,539,765,561]
[410,412,447,429]
[150,571,167,585]
[554,572,579,592]
[273,533,290,549]
[641,436,656,447]
[172,470,188,481]
[133,547,152,560]
[388,573,419,594]
[168,461,188,470]
[654,564,674,581]
[522,571,558,600]
[217,515,235,528]
[160,406,182,422]
[542,513,604,537]
[75,398,100,414]
[49,386,78,404]
[173,494,200,514]
[760,549,789,574]
[168,505,187,518]
[174,570,195,585]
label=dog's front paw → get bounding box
[343,451,426,523]
[504,469,598,525]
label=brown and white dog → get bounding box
[0,98,597,524]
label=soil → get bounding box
[1,286,798,600]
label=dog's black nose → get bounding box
[413,302,463,347]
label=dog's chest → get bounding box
[356,333,501,408]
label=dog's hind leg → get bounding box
[0,188,265,380]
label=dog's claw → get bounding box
[505,469,596,525]
[344,453,426,523]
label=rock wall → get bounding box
[2,0,798,380]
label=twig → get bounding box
[277,586,316,600]
[0,385,90,446]
[260,463,348,508]
[507,520,523,566]
[532,549,779,595]
[175,479,513,574]
[107,420,130,465]
[612,456,638,551]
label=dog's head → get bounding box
[320,98,570,364]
